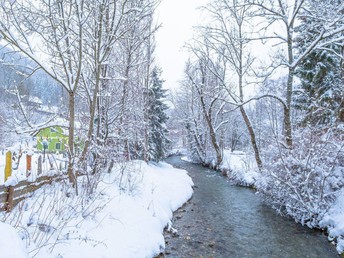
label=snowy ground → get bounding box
[220,150,259,186]
[320,190,344,254]
[0,222,28,258]
[0,160,193,258]
[2,143,343,255]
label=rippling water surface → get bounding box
[162,156,338,258]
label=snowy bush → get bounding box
[1,179,109,257]
[113,161,144,196]
[257,126,344,228]
[320,190,344,254]
[220,150,259,186]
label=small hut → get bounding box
[35,126,68,152]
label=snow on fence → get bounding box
[1,150,67,212]
[0,174,63,211]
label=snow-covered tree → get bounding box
[249,0,344,229]
[101,0,159,162]
[249,0,344,147]
[199,0,263,169]
[294,0,344,126]
[0,0,89,187]
[177,55,228,167]
[257,126,344,228]
[147,67,169,162]
[0,0,161,189]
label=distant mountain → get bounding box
[0,44,68,107]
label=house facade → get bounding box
[36,126,68,152]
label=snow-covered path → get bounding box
[163,156,338,257]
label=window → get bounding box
[56,142,61,150]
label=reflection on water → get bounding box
[162,156,339,258]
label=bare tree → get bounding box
[0,0,90,188]
[248,0,344,147]
[177,70,209,164]
[182,52,228,167]
[78,0,130,168]
[195,0,263,169]
[111,0,159,161]
[0,0,160,187]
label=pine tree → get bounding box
[147,67,170,162]
[294,0,344,126]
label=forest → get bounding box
[0,0,343,257]
[170,0,344,227]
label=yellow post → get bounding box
[4,151,12,182]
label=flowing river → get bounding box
[162,156,339,258]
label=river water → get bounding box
[162,156,339,258]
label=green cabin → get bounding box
[36,126,68,152]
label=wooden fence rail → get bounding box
[1,150,67,212]
[0,174,65,211]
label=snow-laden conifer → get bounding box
[147,67,170,162]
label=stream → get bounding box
[162,156,339,258]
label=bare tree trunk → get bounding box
[284,32,295,147]
[200,95,223,166]
[239,107,263,169]
[143,21,153,163]
[120,62,130,161]
[67,91,77,189]
[186,121,206,163]
[339,45,344,122]
[80,61,102,163]
[238,10,263,170]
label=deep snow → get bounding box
[1,160,193,258]
[0,222,28,258]
[320,190,344,253]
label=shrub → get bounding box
[257,125,344,228]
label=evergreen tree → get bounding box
[147,67,170,162]
[294,0,344,126]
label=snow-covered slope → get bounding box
[0,222,28,258]
[1,161,193,258]
[320,190,344,254]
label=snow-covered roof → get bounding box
[28,96,43,104]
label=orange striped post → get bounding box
[4,151,12,182]
[26,154,32,177]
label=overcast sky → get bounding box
[154,0,208,90]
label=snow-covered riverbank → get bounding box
[1,161,194,258]
[182,149,344,255]
[320,191,344,254]
[218,150,344,255]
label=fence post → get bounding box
[48,155,54,170]
[38,155,42,176]
[4,151,12,182]
[4,151,14,212]
[4,187,14,212]
[26,154,32,177]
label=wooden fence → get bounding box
[0,174,64,211]
[1,151,67,212]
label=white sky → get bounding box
[155,0,208,90]
[154,0,290,94]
